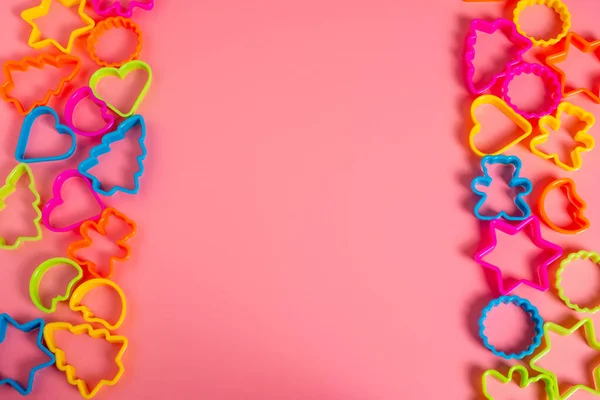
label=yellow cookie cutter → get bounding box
[69,279,127,330]
[469,95,533,157]
[513,0,571,47]
[44,322,127,399]
[532,102,595,171]
[21,0,96,54]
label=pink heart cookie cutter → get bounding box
[463,18,532,95]
[64,86,116,137]
[42,169,106,233]
[90,0,154,18]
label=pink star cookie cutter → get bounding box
[463,18,532,95]
[474,215,563,295]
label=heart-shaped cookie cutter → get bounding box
[29,257,83,313]
[64,86,116,137]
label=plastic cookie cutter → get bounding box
[67,207,137,279]
[474,215,563,295]
[87,17,143,68]
[468,95,533,157]
[90,0,154,18]
[482,365,556,399]
[29,257,83,313]
[530,318,600,398]
[89,60,152,118]
[0,53,81,116]
[501,62,562,119]
[78,115,147,196]
[532,102,595,171]
[463,19,532,95]
[16,106,76,164]
[0,164,42,250]
[472,155,532,221]
[69,278,127,330]
[43,322,127,399]
[21,0,95,54]
[42,169,106,233]
[0,314,55,395]
[513,0,571,47]
[545,33,600,104]
[556,251,600,313]
[64,86,116,137]
[538,178,589,235]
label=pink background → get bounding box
[1,0,600,399]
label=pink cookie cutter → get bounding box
[42,169,106,233]
[502,62,562,119]
[464,18,532,95]
[90,0,154,18]
[474,215,563,295]
[64,86,115,137]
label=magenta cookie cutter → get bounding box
[64,87,115,137]
[42,169,106,233]
[474,215,563,295]
[90,0,154,18]
[464,18,532,95]
[502,62,562,119]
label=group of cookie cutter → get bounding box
[463,1,600,398]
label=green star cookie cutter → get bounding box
[29,257,83,313]
[482,365,556,399]
[0,163,42,249]
[556,251,600,313]
[530,318,600,398]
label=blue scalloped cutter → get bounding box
[471,155,532,221]
[78,114,147,196]
[15,106,76,164]
[479,295,543,360]
[0,313,56,395]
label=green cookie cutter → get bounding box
[89,60,152,118]
[556,250,600,313]
[0,163,42,250]
[482,365,556,399]
[29,257,83,313]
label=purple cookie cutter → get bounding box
[464,18,532,95]
[42,169,106,233]
[502,62,562,119]
[64,87,115,137]
[90,0,154,18]
[474,215,563,295]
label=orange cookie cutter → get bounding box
[44,322,127,399]
[69,278,127,330]
[0,53,81,115]
[67,207,136,279]
[87,17,143,68]
[538,178,589,234]
[546,33,600,103]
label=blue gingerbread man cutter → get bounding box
[471,155,532,221]
[0,313,55,395]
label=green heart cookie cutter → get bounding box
[482,365,556,399]
[0,163,42,250]
[29,257,83,313]
[89,60,152,118]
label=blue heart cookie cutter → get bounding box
[471,155,532,221]
[0,313,56,395]
[78,114,147,196]
[15,106,76,163]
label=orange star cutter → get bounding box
[67,207,136,279]
[0,53,81,115]
[43,322,127,399]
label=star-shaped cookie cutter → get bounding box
[531,102,595,171]
[545,33,600,103]
[482,365,556,399]
[530,318,600,398]
[474,215,563,295]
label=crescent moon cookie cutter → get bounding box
[69,278,127,330]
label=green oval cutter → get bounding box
[29,257,83,313]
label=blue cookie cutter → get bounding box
[0,313,56,395]
[479,295,543,360]
[78,114,147,196]
[471,155,532,221]
[15,106,76,164]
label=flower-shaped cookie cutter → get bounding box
[87,17,143,68]
[513,0,571,47]
[556,251,600,313]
